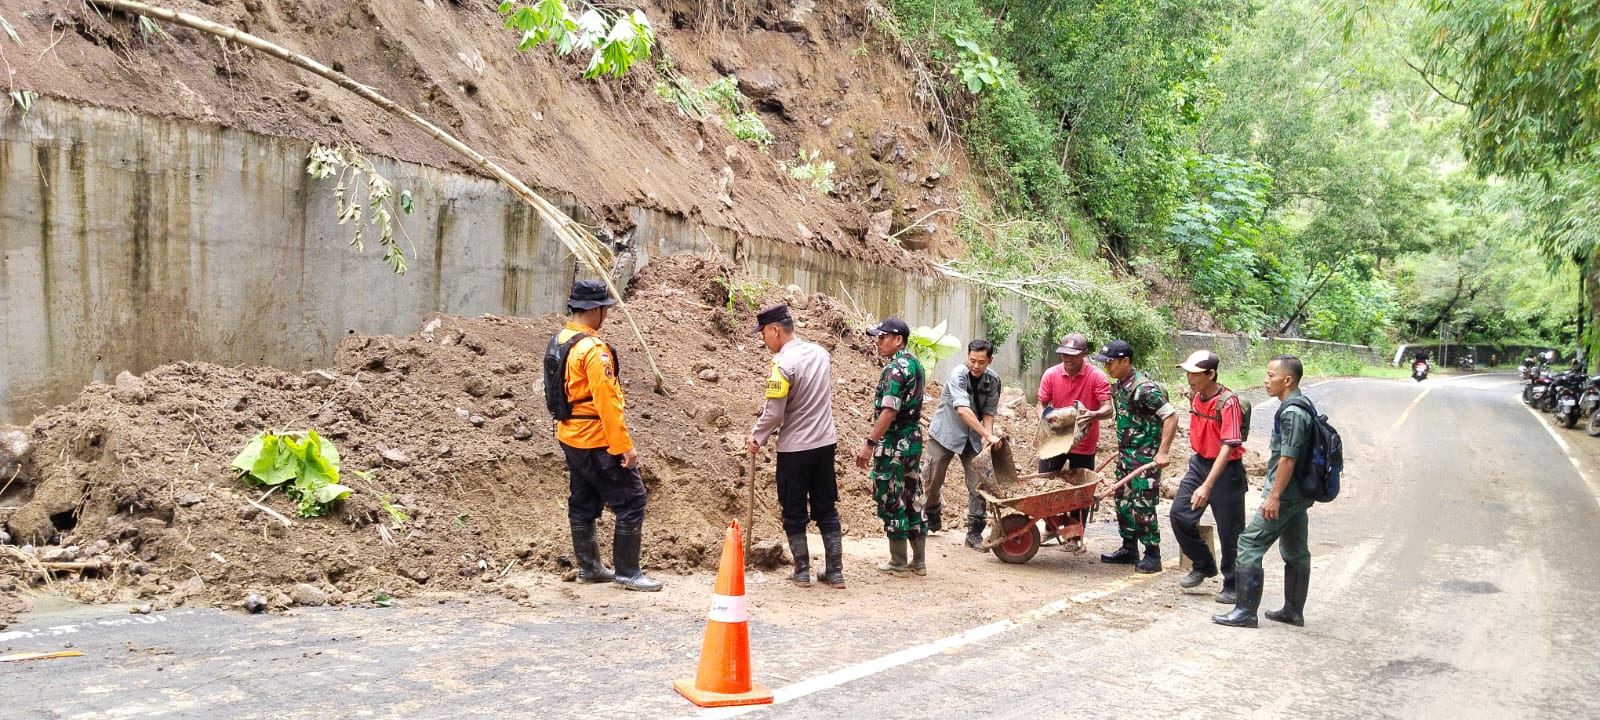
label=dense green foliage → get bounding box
[880,0,1588,354]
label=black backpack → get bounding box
[543,331,617,421]
[1276,396,1342,502]
[1190,387,1254,443]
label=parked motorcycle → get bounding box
[1524,367,1551,406]
[1412,360,1430,382]
[1555,373,1584,427]
[1581,377,1600,437]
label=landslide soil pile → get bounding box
[0,255,1054,625]
[5,0,970,263]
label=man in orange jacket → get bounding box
[550,279,662,592]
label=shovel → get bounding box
[744,451,756,559]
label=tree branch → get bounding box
[1400,55,1470,108]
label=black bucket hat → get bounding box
[568,279,618,310]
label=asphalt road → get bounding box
[5,374,1599,718]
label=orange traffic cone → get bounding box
[673,519,775,708]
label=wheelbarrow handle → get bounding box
[1094,462,1159,502]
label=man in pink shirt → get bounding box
[1035,333,1113,552]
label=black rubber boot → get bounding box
[1212,566,1263,627]
[787,533,812,587]
[1265,564,1308,626]
[877,537,911,577]
[570,521,614,583]
[611,523,663,592]
[910,534,928,576]
[964,516,986,551]
[1135,545,1162,574]
[1101,539,1138,564]
[819,531,846,589]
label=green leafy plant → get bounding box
[784,150,836,194]
[948,32,1003,94]
[498,0,655,79]
[230,430,353,518]
[7,90,37,116]
[713,276,776,318]
[350,469,410,527]
[305,144,415,274]
[908,320,963,367]
[652,75,773,148]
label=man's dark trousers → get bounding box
[561,443,648,525]
[776,444,841,535]
[1170,453,1247,589]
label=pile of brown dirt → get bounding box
[0,255,1047,625]
[0,254,1262,628]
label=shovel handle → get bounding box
[745,452,756,557]
[1094,462,1159,502]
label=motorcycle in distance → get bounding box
[1412,359,1431,382]
[1526,366,1555,407]
[1581,376,1600,436]
[1554,371,1585,427]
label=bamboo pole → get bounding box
[88,0,668,393]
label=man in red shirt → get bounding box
[1035,333,1112,552]
[1170,350,1248,604]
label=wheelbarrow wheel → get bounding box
[992,514,1040,564]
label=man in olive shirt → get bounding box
[1214,355,1315,628]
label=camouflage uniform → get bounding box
[871,348,927,540]
[1111,369,1172,546]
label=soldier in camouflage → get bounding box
[854,317,929,577]
[1091,340,1177,574]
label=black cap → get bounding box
[866,317,911,338]
[1091,339,1134,363]
[567,279,618,310]
[750,304,792,335]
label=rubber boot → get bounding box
[910,534,928,576]
[1134,545,1162,574]
[876,537,911,577]
[787,533,812,587]
[570,521,614,583]
[1265,564,1308,626]
[1212,566,1263,627]
[611,523,663,592]
[1101,538,1138,564]
[819,531,846,589]
[964,516,986,551]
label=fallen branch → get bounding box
[248,487,294,528]
[88,0,669,394]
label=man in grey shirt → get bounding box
[746,304,845,588]
[924,339,1004,550]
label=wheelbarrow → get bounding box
[975,459,1158,564]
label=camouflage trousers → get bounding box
[1112,460,1162,546]
[871,450,927,540]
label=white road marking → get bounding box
[678,560,1179,719]
[1520,403,1600,509]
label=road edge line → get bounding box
[680,559,1180,719]
[1520,403,1600,509]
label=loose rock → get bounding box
[302,369,338,388]
[698,369,721,383]
[243,593,268,614]
[748,538,789,570]
[290,583,328,607]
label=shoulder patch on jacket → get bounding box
[765,361,790,399]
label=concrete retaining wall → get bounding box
[0,100,1011,423]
